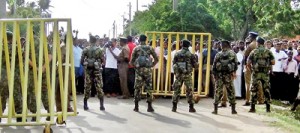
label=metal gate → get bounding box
[143,32,212,97]
[0,18,77,132]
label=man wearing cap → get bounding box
[130,34,158,112]
[110,37,130,99]
[212,40,238,115]
[247,37,275,113]
[243,32,264,106]
[81,35,106,111]
[0,31,23,122]
[172,40,199,112]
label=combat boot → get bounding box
[100,97,105,111]
[189,104,196,113]
[147,101,154,112]
[266,103,271,113]
[231,104,237,114]
[83,98,89,110]
[133,101,139,112]
[291,99,299,111]
[212,104,218,115]
[249,104,256,113]
[172,102,177,112]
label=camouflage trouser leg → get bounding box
[41,80,49,112]
[84,69,92,100]
[225,82,236,105]
[214,76,236,105]
[1,87,8,112]
[14,79,23,113]
[95,71,104,99]
[172,76,194,104]
[134,71,153,102]
[27,86,37,113]
[251,73,271,104]
[172,78,183,103]
[184,77,194,104]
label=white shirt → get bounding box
[272,50,288,72]
[105,47,121,69]
[236,52,244,76]
[73,45,82,67]
[170,50,177,73]
[154,47,161,69]
[283,59,298,77]
[292,49,298,58]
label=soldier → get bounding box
[81,35,105,111]
[130,34,158,112]
[55,34,75,113]
[110,37,130,99]
[0,31,23,122]
[244,32,264,106]
[172,40,198,112]
[212,40,238,115]
[247,37,275,113]
[27,32,52,121]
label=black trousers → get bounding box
[283,73,299,103]
[270,72,285,100]
[103,68,121,94]
[128,68,135,95]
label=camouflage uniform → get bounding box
[81,42,105,110]
[212,46,238,114]
[27,36,51,113]
[247,45,274,112]
[0,44,23,114]
[130,41,158,112]
[172,47,198,104]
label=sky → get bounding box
[46,0,154,39]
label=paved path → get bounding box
[0,95,284,133]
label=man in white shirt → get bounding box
[283,51,299,103]
[271,43,288,100]
[233,46,243,98]
[104,39,121,97]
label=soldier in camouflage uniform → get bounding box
[81,35,105,111]
[212,40,238,115]
[27,33,52,121]
[130,34,158,112]
[172,40,198,113]
[0,31,23,122]
[247,37,275,113]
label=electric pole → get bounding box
[122,14,125,35]
[129,2,132,36]
[137,0,139,12]
[173,0,178,11]
[113,21,116,38]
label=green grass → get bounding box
[256,100,300,133]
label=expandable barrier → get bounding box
[0,18,77,132]
[143,32,212,97]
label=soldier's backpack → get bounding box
[216,51,234,73]
[253,48,270,71]
[135,46,153,68]
[86,46,100,68]
[176,51,189,74]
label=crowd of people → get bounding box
[1,29,300,123]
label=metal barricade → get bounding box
[0,18,77,133]
[143,32,212,97]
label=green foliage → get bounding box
[5,0,52,37]
[129,0,225,39]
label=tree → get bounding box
[128,0,225,39]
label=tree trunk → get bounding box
[0,0,6,18]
